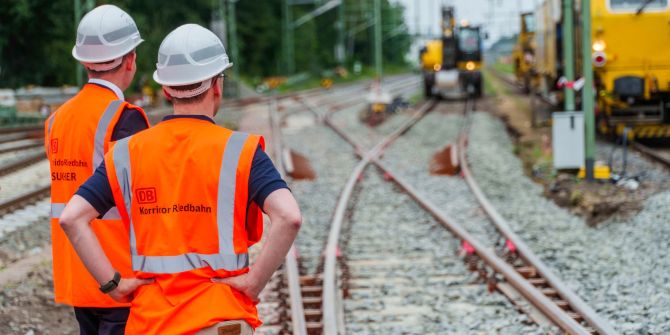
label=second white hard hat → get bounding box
[153,24,233,87]
[72,5,143,66]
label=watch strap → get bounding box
[99,271,121,294]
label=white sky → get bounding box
[395,0,541,44]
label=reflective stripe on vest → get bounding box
[47,113,56,136]
[112,132,251,274]
[48,100,124,222]
[50,203,121,220]
[93,100,123,168]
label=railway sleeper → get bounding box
[515,265,537,278]
[527,277,547,286]
[541,287,559,298]
[303,308,322,322]
[552,299,570,310]
[567,311,584,323]
[299,274,322,286]
[300,285,322,297]
[305,321,322,335]
[301,296,323,309]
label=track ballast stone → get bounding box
[380,110,501,247]
[467,112,670,334]
[343,170,544,334]
[283,121,358,275]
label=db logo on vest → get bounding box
[51,139,59,153]
[136,187,157,204]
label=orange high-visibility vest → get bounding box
[45,83,149,307]
[104,117,265,335]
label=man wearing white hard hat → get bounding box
[44,4,149,334]
[58,24,301,334]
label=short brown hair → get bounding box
[86,51,134,76]
[169,76,221,105]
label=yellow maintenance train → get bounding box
[420,6,484,98]
[525,0,670,139]
[512,12,536,93]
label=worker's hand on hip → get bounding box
[212,274,262,303]
[108,278,155,302]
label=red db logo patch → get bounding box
[136,188,157,204]
[51,139,58,153]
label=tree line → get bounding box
[0,0,411,88]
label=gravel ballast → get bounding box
[467,111,670,334]
[343,170,545,334]
[283,118,358,275]
[380,107,501,247]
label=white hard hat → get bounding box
[72,5,143,69]
[153,24,233,91]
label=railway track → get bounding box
[0,127,49,217]
[259,76,422,335]
[0,124,43,135]
[296,95,614,334]
[456,105,615,334]
[490,67,670,172]
[1,76,618,333]
[631,142,670,169]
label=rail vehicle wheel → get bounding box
[424,80,433,98]
[476,79,483,98]
[523,75,531,94]
[529,89,539,128]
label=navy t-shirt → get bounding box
[76,115,288,216]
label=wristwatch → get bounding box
[99,271,121,294]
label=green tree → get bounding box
[0,0,77,87]
[0,0,412,88]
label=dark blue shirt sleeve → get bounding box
[249,146,289,209]
[111,108,148,141]
[77,145,289,216]
[75,107,148,216]
[76,161,116,216]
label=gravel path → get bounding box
[343,169,545,334]
[0,262,78,335]
[467,111,670,334]
[0,199,51,269]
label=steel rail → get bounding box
[631,142,670,168]
[371,158,591,335]
[0,124,43,135]
[487,67,556,109]
[149,74,414,117]
[320,100,437,335]
[457,110,617,334]
[0,131,42,144]
[281,78,403,121]
[0,184,50,217]
[321,97,595,334]
[268,98,308,335]
[0,139,43,154]
[293,78,422,123]
[0,152,45,177]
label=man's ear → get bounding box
[213,77,223,97]
[125,52,136,71]
[162,87,172,100]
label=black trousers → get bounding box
[73,307,130,335]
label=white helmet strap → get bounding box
[83,57,123,72]
[164,78,214,99]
